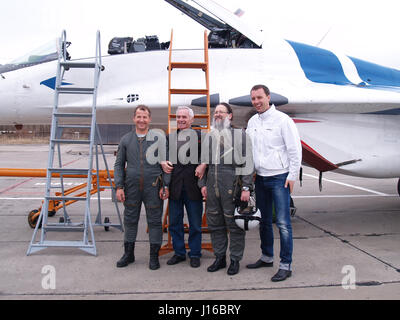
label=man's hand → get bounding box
[201,186,207,200]
[161,161,173,174]
[159,187,169,200]
[195,163,207,180]
[284,179,295,194]
[116,188,125,202]
[240,190,250,202]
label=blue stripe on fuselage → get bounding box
[40,77,72,90]
[286,40,352,85]
[348,56,400,87]
[286,40,400,89]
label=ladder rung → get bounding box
[170,62,207,70]
[60,62,96,69]
[194,114,209,119]
[170,89,208,95]
[54,113,93,118]
[57,87,94,94]
[46,196,87,201]
[48,168,89,175]
[52,139,90,144]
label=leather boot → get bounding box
[207,256,226,272]
[227,259,240,275]
[116,242,135,268]
[149,243,161,270]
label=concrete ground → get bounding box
[0,144,399,302]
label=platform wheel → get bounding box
[104,217,110,231]
[48,210,56,217]
[28,209,41,229]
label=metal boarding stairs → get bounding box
[160,29,213,255]
[27,30,123,256]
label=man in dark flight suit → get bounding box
[114,105,169,270]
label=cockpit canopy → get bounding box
[0,39,59,74]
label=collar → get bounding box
[258,104,276,121]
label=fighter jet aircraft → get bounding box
[0,0,399,196]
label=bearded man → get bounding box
[199,103,254,275]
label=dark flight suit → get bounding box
[199,127,254,262]
[114,130,169,245]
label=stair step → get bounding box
[46,196,87,201]
[51,139,90,144]
[31,240,94,248]
[60,62,96,69]
[54,113,93,118]
[57,87,94,94]
[58,125,92,129]
[44,224,85,232]
[48,168,89,175]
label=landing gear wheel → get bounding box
[397,178,400,197]
[28,210,41,229]
[104,217,110,231]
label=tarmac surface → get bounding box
[0,144,399,301]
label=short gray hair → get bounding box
[176,106,194,119]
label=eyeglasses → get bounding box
[214,111,228,115]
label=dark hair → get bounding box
[134,104,151,117]
[251,84,270,96]
[218,102,233,120]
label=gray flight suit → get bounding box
[199,127,254,261]
[114,130,169,245]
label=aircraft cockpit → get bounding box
[107,35,170,55]
[207,29,258,49]
[0,39,63,75]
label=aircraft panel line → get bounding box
[302,173,389,196]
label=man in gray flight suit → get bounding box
[199,103,254,275]
[114,105,169,270]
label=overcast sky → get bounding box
[1,0,400,69]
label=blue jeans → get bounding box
[168,187,203,258]
[255,173,293,270]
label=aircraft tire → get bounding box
[398,178,400,197]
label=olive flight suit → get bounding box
[199,127,254,262]
[114,130,169,245]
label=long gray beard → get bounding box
[211,117,231,131]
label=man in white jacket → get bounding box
[246,84,302,282]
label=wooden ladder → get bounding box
[167,29,211,133]
[160,29,213,256]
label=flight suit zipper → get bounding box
[139,137,144,192]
